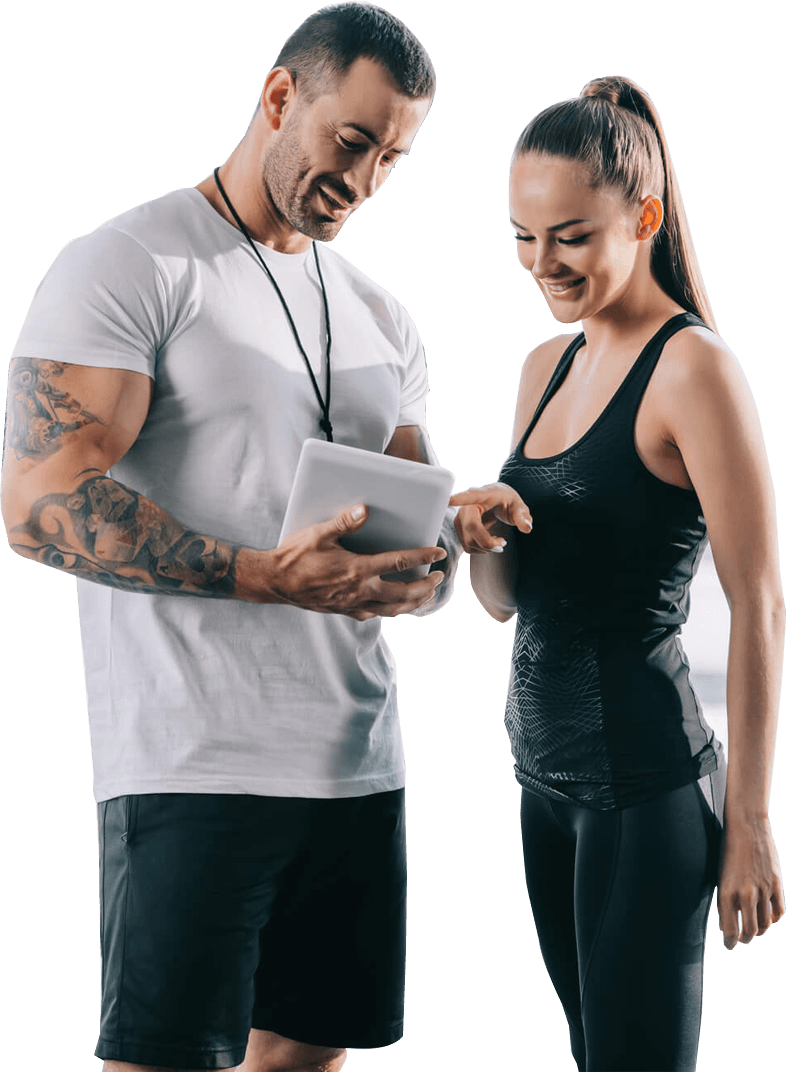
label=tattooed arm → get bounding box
[2,359,243,597]
[2,359,445,616]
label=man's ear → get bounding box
[260,66,297,132]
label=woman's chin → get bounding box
[544,308,583,323]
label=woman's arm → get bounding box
[454,338,566,621]
[465,505,521,626]
[659,328,785,947]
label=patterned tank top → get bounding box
[499,312,721,809]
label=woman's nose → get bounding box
[532,239,561,279]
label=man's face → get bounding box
[264,57,432,241]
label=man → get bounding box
[1,5,458,1071]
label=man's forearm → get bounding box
[9,468,268,600]
[410,507,461,616]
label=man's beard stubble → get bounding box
[264,121,343,243]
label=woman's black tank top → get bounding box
[498,312,721,810]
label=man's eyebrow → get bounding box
[510,217,589,232]
[343,122,408,155]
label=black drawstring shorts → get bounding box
[95,789,406,1069]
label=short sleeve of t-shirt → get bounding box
[11,226,168,379]
[394,304,429,428]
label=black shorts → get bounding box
[95,789,406,1069]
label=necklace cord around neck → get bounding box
[212,166,333,441]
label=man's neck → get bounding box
[195,144,312,255]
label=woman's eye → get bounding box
[514,233,590,245]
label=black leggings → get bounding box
[520,762,726,1072]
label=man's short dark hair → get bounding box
[273,3,436,101]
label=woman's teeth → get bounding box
[546,277,584,295]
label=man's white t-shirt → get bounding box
[12,188,429,803]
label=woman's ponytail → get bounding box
[516,76,716,331]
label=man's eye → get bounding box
[337,136,398,170]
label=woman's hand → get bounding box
[450,483,533,554]
[718,818,785,949]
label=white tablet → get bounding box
[278,438,455,581]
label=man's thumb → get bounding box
[329,503,368,536]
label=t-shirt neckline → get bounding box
[182,186,315,268]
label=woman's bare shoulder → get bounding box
[521,332,574,375]
[526,331,583,363]
[520,332,581,387]
[511,333,581,448]
[657,324,741,392]
[653,324,759,444]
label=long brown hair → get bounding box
[514,76,716,331]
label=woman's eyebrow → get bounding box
[510,217,589,231]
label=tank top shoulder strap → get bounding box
[519,332,586,447]
[517,314,707,453]
[620,311,707,413]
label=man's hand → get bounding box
[253,503,447,620]
[450,483,533,555]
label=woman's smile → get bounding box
[540,276,586,297]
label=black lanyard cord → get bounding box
[211,164,330,439]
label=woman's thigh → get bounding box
[520,767,723,1072]
[520,788,586,1071]
[574,779,721,1072]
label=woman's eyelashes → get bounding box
[514,233,591,246]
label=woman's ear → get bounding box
[637,195,664,241]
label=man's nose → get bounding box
[343,155,382,202]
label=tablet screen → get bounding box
[278,438,455,580]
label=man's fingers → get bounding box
[366,544,446,579]
[371,570,444,606]
[320,503,368,538]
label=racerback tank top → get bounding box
[498,312,721,809]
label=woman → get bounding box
[450,77,784,1072]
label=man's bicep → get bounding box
[385,424,439,465]
[2,359,152,518]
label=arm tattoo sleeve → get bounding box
[6,358,104,463]
[10,473,239,598]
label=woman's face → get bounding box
[509,152,646,324]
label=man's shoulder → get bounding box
[50,188,226,298]
[317,244,415,327]
[95,188,207,257]
[46,189,201,273]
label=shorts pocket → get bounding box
[121,795,140,846]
